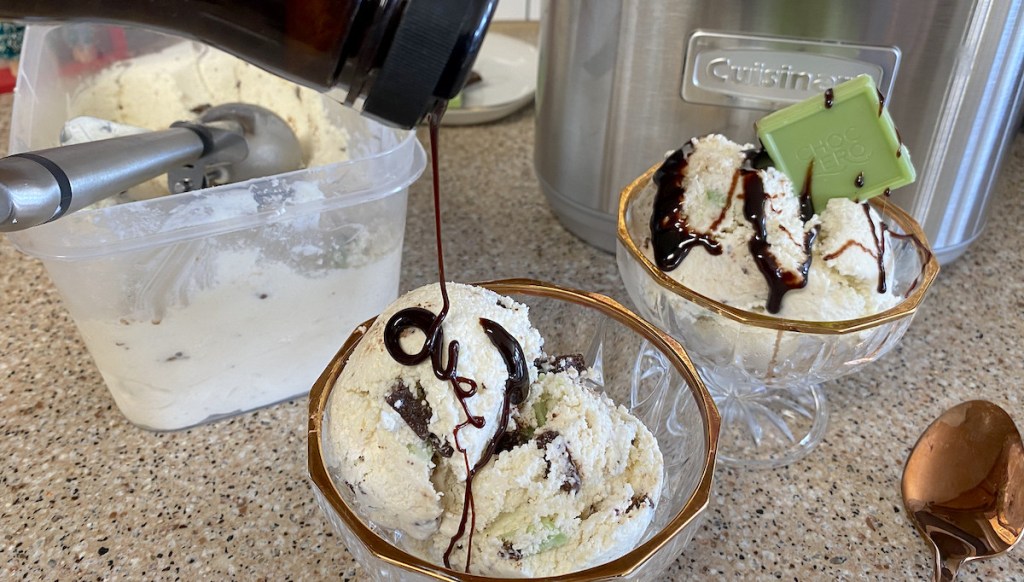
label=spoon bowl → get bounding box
[902,400,1024,581]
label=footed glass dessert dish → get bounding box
[617,164,939,469]
[308,279,720,580]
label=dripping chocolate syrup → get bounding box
[648,84,906,313]
[650,146,816,313]
[649,142,723,270]
[382,102,528,573]
[744,160,817,313]
[817,201,891,294]
[863,203,889,293]
[442,319,528,568]
[822,239,873,261]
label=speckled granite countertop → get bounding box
[2,22,1023,582]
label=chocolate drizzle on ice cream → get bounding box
[649,142,723,270]
[646,127,909,317]
[379,104,533,572]
[741,158,818,313]
[440,317,530,571]
[651,138,819,313]
[864,203,889,293]
[329,96,664,579]
[330,281,665,576]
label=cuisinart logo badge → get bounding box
[682,32,899,110]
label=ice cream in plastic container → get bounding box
[4,24,427,430]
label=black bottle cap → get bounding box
[364,0,497,128]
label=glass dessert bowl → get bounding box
[617,163,939,469]
[308,279,720,581]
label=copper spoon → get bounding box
[901,400,1024,581]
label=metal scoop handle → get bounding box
[0,124,246,232]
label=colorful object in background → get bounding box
[0,22,24,93]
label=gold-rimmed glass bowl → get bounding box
[617,164,939,469]
[308,279,720,580]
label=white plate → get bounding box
[442,33,538,126]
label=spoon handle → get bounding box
[933,550,964,582]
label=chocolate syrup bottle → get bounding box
[0,0,498,129]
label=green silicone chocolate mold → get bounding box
[756,75,915,212]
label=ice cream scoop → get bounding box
[902,400,1024,581]
[0,102,302,231]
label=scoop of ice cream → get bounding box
[324,283,544,540]
[788,196,898,320]
[427,363,663,577]
[324,283,664,576]
[646,134,898,321]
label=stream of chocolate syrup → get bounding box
[381,103,528,573]
[744,161,817,313]
[863,204,889,293]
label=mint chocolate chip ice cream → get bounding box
[323,283,663,576]
[646,134,900,321]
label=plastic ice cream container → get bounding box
[4,24,427,431]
